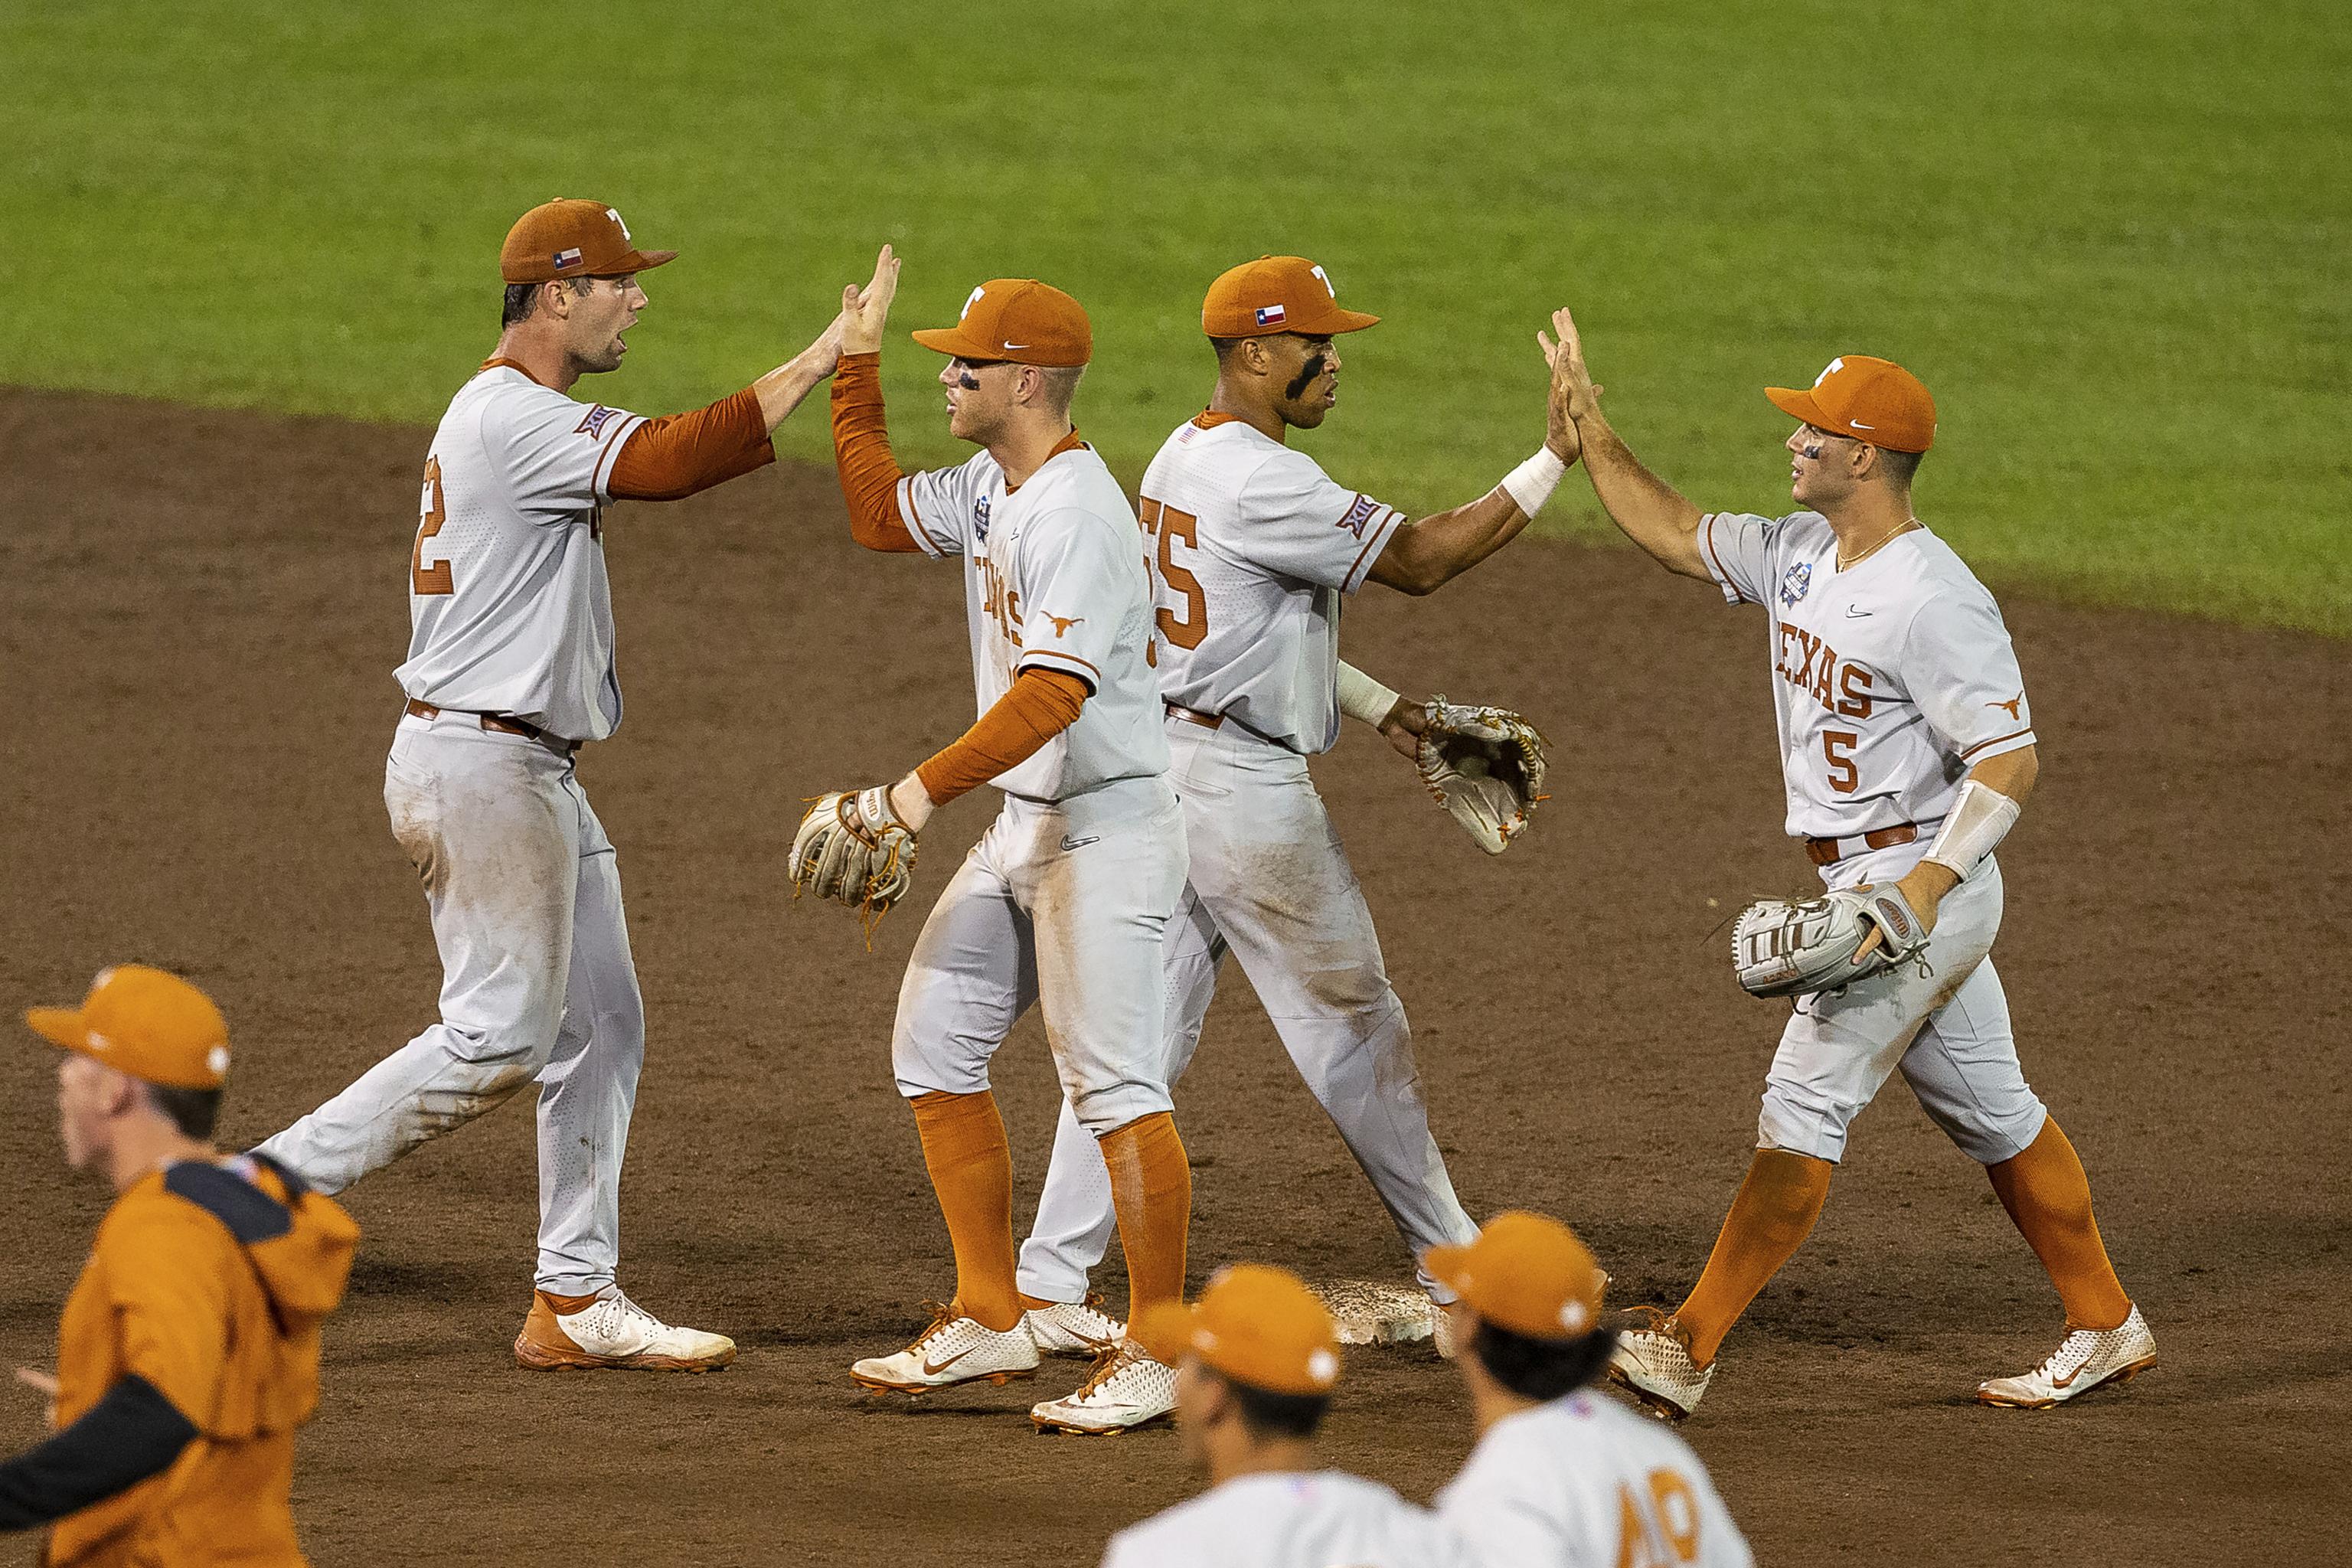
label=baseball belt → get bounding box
[403,698,577,753]
[1804,822,1920,867]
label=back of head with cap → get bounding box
[1134,1263,1344,1440]
[1427,1210,1618,1403]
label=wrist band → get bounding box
[1335,661,1403,728]
[1922,780,2020,880]
[1500,446,1567,517]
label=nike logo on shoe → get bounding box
[921,1347,975,1377]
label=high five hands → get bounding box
[1538,305,1605,433]
[840,245,903,357]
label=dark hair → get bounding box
[1210,335,1249,364]
[142,1083,224,1141]
[1873,445,1924,488]
[1220,1372,1331,1439]
[1470,1323,1617,1402]
[501,276,602,328]
[501,282,541,328]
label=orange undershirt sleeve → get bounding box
[606,386,775,500]
[914,668,1089,805]
[831,353,923,552]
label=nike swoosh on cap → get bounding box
[1001,341,1029,349]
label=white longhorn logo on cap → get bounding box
[1815,356,1845,387]
[207,1045,231,1076]
[1311,263,1335,298]
[606,207,631,240]
[1308,1348,1338,1384]
[1560,1298,1589,1332]
[960,285,986,321]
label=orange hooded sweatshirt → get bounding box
[19,1157,357,1567]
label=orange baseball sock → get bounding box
[1674,1148,1834,1367]
[1100,1111,1192,1323]
[909,1089,1023,1332]
[1986,1117,2132,1331]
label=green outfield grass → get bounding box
[7,1,2346,632]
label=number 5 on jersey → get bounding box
[411,457,453,596]
[1138,496,1206,668]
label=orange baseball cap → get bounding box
[500,199,678,284]
[1132,1263,1343,1397]
[1201,256,1380,339]
[1766,354,1937,453]
[1425,1210,1608,1341]
[25,965,232,1091]
[910,279,1092,367]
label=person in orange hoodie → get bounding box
[2,965,358,1566]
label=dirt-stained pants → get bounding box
[1017,718,1477,1305]
[256,707,645,1295]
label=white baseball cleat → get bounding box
[1029,1340,1177,1434]
[1977,1305,2157,1408]
[1606,1309,1713,1421]
[850,1305,1040,1394]
[1024,1294,1125,1358]
[513,1288,736,1372]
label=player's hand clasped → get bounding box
[791,784,923,923]
[1415,697,1550,854]
[1730,883,1931,998]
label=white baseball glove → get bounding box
[1731,884,1929,998]
[791,786,920,929]
[1416,697,1550,854]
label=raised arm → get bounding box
[606,316,844,502]
[1365,340,1579,596]
[826,246,924,552]
[1540,305,1712,581]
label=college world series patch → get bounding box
[1780,560,1813,608]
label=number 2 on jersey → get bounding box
[411,457,453,596]
[1138,496,1207,665]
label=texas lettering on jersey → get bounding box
[1697,508,2037,841]
[896,441,1168,801]
[1773,622,1877,720]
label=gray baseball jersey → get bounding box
[1102,1469,1468,1568]
[899,438,1169,799]
[1697,511,2036,840]
[396,362,646,743]
[1138,413,1405,752]
[1436,1392,1753,1568]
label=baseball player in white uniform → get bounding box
[1429,1212,1752,1568]
[1105,1263,1469,1568]
[1013,256,1576,1370]
[256,200,846,1370]
[815,250,1195,1432]
[1530,315,2153,1417]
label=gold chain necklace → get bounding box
[1838,516,1922,572]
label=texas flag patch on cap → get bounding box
[552,247,584,270]
[1255,303,1286,326]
